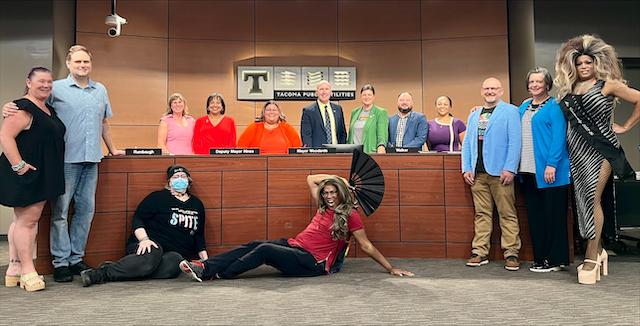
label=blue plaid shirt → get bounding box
[48,74,113,163]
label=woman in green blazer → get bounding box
[347,84,389,153]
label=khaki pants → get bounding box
[470,173,521,258]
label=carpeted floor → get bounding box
[1,241,639,325]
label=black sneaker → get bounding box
[529,261,544,272]
[80,269,107,287]
[179,260,204,282]
[53,266,74,282]
[69,261,93,275]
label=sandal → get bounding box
[5,274,20,287]
[19,272,45,292]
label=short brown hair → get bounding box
[66,45,92,62]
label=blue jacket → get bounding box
[462,100,521,176]
[387,111,428,148]
[518,98,570,188]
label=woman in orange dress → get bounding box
[238,100,301,154]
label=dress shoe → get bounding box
[577,259,600,285]
[69,261,92,275]
[53,266,73,282]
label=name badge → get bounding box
[125,148,161,155]
[386,147,419,153]
[209,148,260,155]
[289,147,336,154]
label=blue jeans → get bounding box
[50,162,98,268]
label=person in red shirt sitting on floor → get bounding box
[180,174,413,281]
[237,100,301,154]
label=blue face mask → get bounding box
[170,177,188,193]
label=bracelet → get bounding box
[11,160,26,172]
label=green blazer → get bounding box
[347,105,389,153]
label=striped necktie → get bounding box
[323,105,332,144]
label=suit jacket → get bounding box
[347,105,389,153]
[387,111,428,148]
[300,101,347,147]
[461,100,521,176]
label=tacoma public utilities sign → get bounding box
[237,66,357,101]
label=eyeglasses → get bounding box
[322,190,338,196]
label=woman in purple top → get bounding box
[157,93,195,155]
[427,96,466,152]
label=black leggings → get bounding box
[102,244,184,282]
[201,239,326,279]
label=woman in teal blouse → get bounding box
[347,84,389,153]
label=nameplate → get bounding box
[209,148,260,155]
[289,148,336,154]
[125,148,161,155]
[386,147,420,153]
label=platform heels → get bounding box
[577,259,600,285]
[598,248,608,276]
[5,274,20,287]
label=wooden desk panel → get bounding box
[32,153,572,274]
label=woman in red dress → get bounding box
[192,93,236,154]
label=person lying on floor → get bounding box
[81,165,208,287]
[179,174,413,281]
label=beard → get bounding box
[398,106,412,114]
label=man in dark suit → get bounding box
[300,80,347,147]
[388,92,428,148]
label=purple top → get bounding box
[427,117,466,152]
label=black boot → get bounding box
[80,268,108,287]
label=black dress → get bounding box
[0,98,66,207]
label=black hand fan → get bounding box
[349,149,384,216]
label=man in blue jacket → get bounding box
[388,92,428,149]
[300,81,347,147]
[461,77,522,271]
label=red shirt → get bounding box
[192,115,237,154]
[288,209,364,273]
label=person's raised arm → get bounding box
[352,229,414,276]
[307,174,332,206]
[604,80,640,134]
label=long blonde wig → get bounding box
[316,176,355,240]
[554,34,624,100]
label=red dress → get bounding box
[192,115,237,154]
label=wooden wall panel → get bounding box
[339,0,421,42]
[270,155,350,170]
[421,0,507,40]
[100,157,175,173]
[380,170,398,206]
[267,170,310,206]
[167,39,256,128]
[189,171,222,209]
[375,154,443,170]
[362,205,399,241]
[255,1,338,42]
[339,41,424,115]
[355,242,446,259]
[222,171,267,208]
[204,209,222,246]
[176,157,266,172]
[127,172,167,211]
[401,206,446,241]
[267,207,311,240]
[95,173,127,213]
[445,206,475,242]
[221,208,266,244]
[85,212,127,253]
[444,170,473,206]
[422,36,511,119]
[399,170,444,205]
[76,0,168,37]
[169,0,254,41]
[75,34,168,126]
[109,125,159,150]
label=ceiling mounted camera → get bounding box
[105,0,127,38]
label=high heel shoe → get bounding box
[19,272,45,292]
[598,248,608,276]
[5,274,20,287]
[577,259,600,285]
